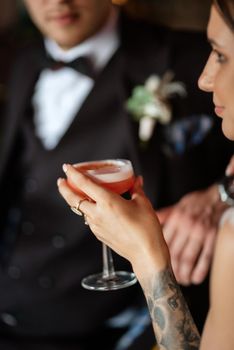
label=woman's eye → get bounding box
[213,50,226,63]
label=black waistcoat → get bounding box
[0,51,143,337]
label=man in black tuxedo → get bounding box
[0,0,233,349]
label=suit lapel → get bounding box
[0,47,42,181]
[120,16,171,205]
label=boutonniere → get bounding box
[126,71,187,143]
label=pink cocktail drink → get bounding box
[73,159,134,196]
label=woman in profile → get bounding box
[58,1,234,349]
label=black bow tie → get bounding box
[40,55,96,80]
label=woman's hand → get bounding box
[57,164,170,280]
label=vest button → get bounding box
[22,221,34,235]
[25,178,38,193]
[38,276,53,289]
[8,207,21,222]
[1,313,18,327]
[52,234,65,249]
[8,265,21,279]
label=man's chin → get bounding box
[53,34,84,50]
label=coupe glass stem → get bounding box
[102,243,116,279]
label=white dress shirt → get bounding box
[32,9,119,150]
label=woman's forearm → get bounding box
[140,266,200,349]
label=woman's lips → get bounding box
[214,105,225,116]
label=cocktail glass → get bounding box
[73,159,137,291]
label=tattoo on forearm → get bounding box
[144,267,200,349]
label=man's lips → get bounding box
[49,13,78,25]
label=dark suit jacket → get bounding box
[0,13,233,349]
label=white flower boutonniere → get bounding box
[126,71,187,143]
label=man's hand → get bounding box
[226,154,234,176]
[157,185,227,286]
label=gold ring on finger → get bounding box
[71,198,87,216]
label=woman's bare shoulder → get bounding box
[207,208,234,349]
[218,207,234,254]
[210,207,234,297]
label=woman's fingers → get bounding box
[57,178,95,217]
[63,164,114,203]
[131,176,145,200]
[57,178,80,206]
[63,166,146,212]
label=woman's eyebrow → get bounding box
[208,37,225,48]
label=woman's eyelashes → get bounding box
[213,49,227,63]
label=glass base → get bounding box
[81,271,137,291]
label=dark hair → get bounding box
[214,0,234,31]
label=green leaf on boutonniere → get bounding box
[126,72,187,143]
[126,86,155,121]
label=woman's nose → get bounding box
[198,69,214,92]
[198,55,215,92]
